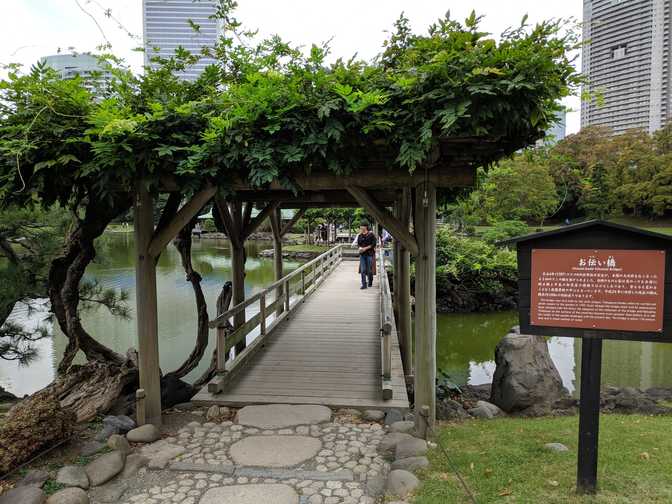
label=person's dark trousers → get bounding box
[359,254,373,288]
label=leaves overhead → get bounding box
[0,2,582,212]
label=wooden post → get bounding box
[134,183,162,426]
[229,202,246,354]
[577,337,603,494]
[259,293,266,336]
[414,181,437,439]
[393,200,401,317]
[269,208,284,315]
[398,187,412,374]
[135,389,146,426]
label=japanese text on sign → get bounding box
[530,249,666,332]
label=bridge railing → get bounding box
[207,244,344,394]
[379,251,394,400]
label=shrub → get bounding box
[431,228,518,312]
[480,220,529,244]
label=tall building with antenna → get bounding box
[581,0,670,134]
[142,0,221,81]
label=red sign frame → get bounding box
[530,249,665,333]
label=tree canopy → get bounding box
[0,4,582,211]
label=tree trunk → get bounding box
[165,222,210,380]
[49,195,131,374]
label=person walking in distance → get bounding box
[357,222,376,289]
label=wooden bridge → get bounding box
[193,245,409,411]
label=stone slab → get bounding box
[199,484,299,504]
[229,435,321,467]
[236,404,331,429]
[169,462,235,474]
[235,467,353,481]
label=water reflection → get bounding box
[3,235,672,397]
[437,312,672,396]
[1,234,299,396]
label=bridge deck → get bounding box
[194,260,409,410]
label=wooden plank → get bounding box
[196,261,409,411]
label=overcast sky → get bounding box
[1,0,583,132]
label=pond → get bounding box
[2,233,672,397]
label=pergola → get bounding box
[132,135,523,437]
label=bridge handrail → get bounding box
[207,244,344,394]
[379,251,394,400]
[209,244,343,328]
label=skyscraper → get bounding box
[581,0,669,134]
[142,0,221,81]
[41,53,111,91]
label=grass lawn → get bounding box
[283,244,330,253]
[413,415,672,504]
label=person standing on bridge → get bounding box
[356,222,377,290]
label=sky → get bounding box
[0,0,583,132]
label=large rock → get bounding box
[0,486,45,504]
[468,400,505,419]
[200,484,298,504]
[229,435,321,467]
[102,415,135,434]
[85,451,125,486]
[386,470,419,498]
[395,438,427,459]
[237,404,331,429]
[378,432,414,458]
[16,469,49,488]
[120,454,149,479]
[107,434,131,454]
[490,329,566,412]
[45,488,89,504]
[126,424,160,443]
[391,456,430,471]
[437,399,470,420]
[56,465,90,489]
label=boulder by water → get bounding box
[490,327,567,413]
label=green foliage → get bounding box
[455,150,559,226]
[0,4,581,214]
[430,228,518,312]
[480,220,529,244]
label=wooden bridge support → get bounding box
[134,183,217,425]
[215,197,280,353]
[414,181,437,438]
[134,184,162,426]
[269,208,306,315]
[397,188,412,375]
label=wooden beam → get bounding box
[133,183,162,426]
[230,166,474,191]
[346,186,419,256]
[214,196,242,249]
[243,201,280,238]
[413,181,437,439]
[229,190,398,205]
[148,185,216,258]
[242,201,253,231]
[281,208,306,236]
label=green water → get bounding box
[437,311,672,396]
[3,233,672,397]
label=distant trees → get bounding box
[448,124,672,226]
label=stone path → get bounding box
[115,405,391,504]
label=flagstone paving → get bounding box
[114,405,389,504]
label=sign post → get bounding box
[504,221,672,495]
